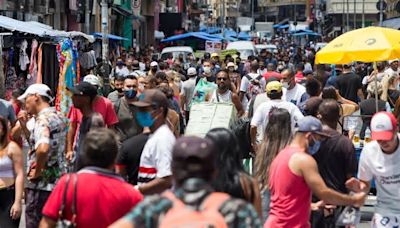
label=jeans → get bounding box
[25,188,51,228]
[0,186,20,228]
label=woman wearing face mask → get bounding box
[0,116,24,228]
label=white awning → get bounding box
[0,16,95,42]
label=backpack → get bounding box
[230,117,253,159]
[160,191,230,228]
[245,74,263,101]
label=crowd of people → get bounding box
[0,42,400,228]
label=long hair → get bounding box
[0,116,9,150]
[205,128,244,195]
[255,108,292,190]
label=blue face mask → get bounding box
[124,89,137,99]
[136,111,154,128]
[308,138,321,155]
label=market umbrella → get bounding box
[315,26,400,64]
[315,26,400,111]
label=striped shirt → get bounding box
[137,124,175,185]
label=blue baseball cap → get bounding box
[296,116,330,137]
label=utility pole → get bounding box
[379,0,384,26]
[353,0,356,29]
[362,0,365,27]
[101,0,108,63]
[346,0,349,31]
[85,0,90,34]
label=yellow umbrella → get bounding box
[315,26,400,64]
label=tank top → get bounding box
[212,90,232,103]
[264,146,311,228]
[0,150,14,178]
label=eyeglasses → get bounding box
[217,77,228,81]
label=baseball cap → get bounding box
[388,59,399,64]
[371,112,397,141]
[211,53,219,58]
[150,61,158,67]
[187,67,197,76]
[131,89,168,108]
[18,84,53,102]
[266,81,282,93]
[68,81,97,98]
[83,74,100,86]
[132,60,140,70]
[227,62,235,68]
[296,116,330,137]
[172,136,216,173]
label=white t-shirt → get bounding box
[284,83,306,106]
[251,99,304,141]
[115,67,130,77]
[137,125,176,185]
[384,68,400,77]
[240,73,266,109]
[358,135,400,215]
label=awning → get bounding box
[273,24,289,29]
[154,31,165,39]
[92,32,129,41]
[161,32,222,43]
[0,15,94,42]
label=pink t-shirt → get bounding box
[265,146,312,228]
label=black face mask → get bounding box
[116,88,123,93]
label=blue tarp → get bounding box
[291,31,321,36]
[199,26,222,34]
[273,24,289,29]
[161,32,222,43]
[92,32,129,41]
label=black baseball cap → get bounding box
[68,81,97,98]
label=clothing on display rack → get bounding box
[55,39,79,117]
[40,43,59,96]
[19,39,30,71]
[4,49,17,99]
[26,39,38,85]
[79,50,97,70]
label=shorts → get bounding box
[372,213,400,228]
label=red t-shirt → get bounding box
[263,71,282,81]
[42,171,143,228]
[68,96,119,126]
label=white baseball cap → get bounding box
[371,112,398,141]
[187,67,197,76]
[388,59,399,64]
[18,84,53,102]
[150,61,158,67]
[83,74,100,86]
[227,62,235,68]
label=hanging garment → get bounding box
[27,39,38,86]
[36,43,43,83]
[55,39,79,117]
[19,39,30,71]
[5,49,17,98]
[41,43,59,95]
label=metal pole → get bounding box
[101,0,108,62]
[362,0,365,27]
[346,0,349,31]
[379,0,384,26]
[342,0,345,31]
[374,62,379,112]
[251,0,255,30]
[222,0,225,35]
[353,0,356,29]
[85,0,90,34]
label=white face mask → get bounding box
[203,66,211,74]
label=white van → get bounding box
[161,46,194,69]
[226,41,257,60]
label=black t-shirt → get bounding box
[388,89,400,108]
[312,128,357,194]
[116,133,149,185]
[335,72,362,102]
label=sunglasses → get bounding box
[217,77,228,81]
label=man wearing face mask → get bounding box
[148,61,158,77]
[310,100,357,228]
[107,75,126,105]
[202,60,216,82]
[132,89,175,195]
[281,69,308,106]
[114,75,142,142]
[114,58,129,77]
[265,116,367,228]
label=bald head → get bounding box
[318,99,340,126]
